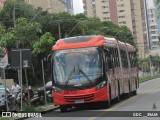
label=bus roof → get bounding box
[52,35,136,52]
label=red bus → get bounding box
[51,35,139,112]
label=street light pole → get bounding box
[58,23,61,39]
[50,21,62,39]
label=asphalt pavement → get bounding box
[26,77,160,120]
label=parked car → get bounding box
[0,85,9,111]
[0,84,17,111]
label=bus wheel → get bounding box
[126,83,131,98]
[60,105,68,112]
[132,90,137,95]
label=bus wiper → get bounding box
[65,65,75,86]
[78,66,94,87]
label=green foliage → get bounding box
[33,32,55,56]
[0,0,37,27]
[140,73,160,82]
[0,23,15,47]
[22,103,36,112]
[138,55,160,73]
[13,17,42,48]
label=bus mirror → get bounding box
[47,54,52,73]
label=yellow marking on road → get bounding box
[89,83,160,120]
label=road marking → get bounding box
[89,83,160,120]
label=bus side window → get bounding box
[105,48,112,70]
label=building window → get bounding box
[92,2,96,4]
[118,10,125,12]
[150,26,157,29]
[102,6,108,9]
[151,31,156,34]
[119,16,125,18]
[132,20,136,23]
[118,4,124,7]
[119,21,126,24]
[103,12,109,14]
[152,36,157,39]
[103,17,110,20]
[102,0,108,2]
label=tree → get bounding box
[0,23,15,47]
[13,17,42,48]
[32,32,55,57]
[0,0,38,27]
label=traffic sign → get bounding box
[11,49,32,69]
[0,47,8,68]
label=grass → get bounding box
[0,118,13,120]
[139,73,160,83]
[21,102,54,112]
[35,103,54,112]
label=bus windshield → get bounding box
[53,47,103,86]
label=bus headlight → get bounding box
[53,86,62,94]
[96,81,107,90]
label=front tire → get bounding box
[60,105,68,112]
[132,90,137,95]
[115,83,120,102]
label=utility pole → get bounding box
[57,22,61,39]
[13,5,16,27]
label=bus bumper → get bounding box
[53,86,109,106]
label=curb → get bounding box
[41,106,59,114]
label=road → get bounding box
[27,78,160,120]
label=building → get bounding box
[25,0,73,14]
[65,0,74,14]
[154,0,160,34]
[0,0,4,10]
[147,6,159,49]
[146,0,160,55]
[83,0,149,58]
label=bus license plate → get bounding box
[75,100,84,104]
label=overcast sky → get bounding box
[147,0,154,8]
[73,0,83,14]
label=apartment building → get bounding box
[146,0,160,55]
[147,7,159,49]
[154,0,160,33]
[0,0,3,9]
[83,0,149,58]
[25,0,73,14]
[65,0,74,14]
